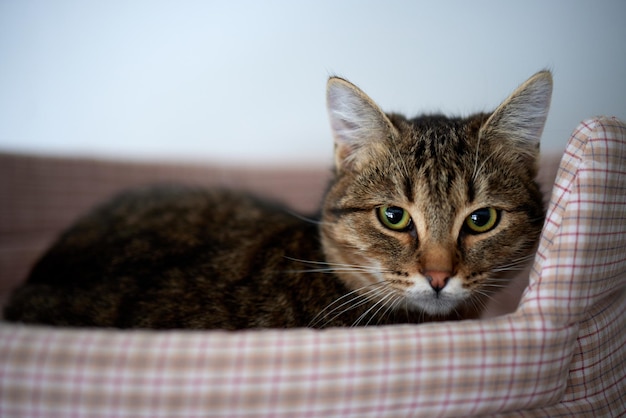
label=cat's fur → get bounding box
[4,71,552,329]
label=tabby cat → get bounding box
[4,71,552,329]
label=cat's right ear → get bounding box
[326,77,396,171]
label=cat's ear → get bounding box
[480,70,553,158]
[326,77,396,171]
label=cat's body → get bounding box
[4,187,458,329]
[4,71,553,329]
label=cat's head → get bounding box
[321,71,552,320]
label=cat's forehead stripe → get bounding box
[402,176,415,203]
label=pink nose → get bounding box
[423,270,451,292]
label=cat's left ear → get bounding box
[326,77,397,171]
[480,70,553,158]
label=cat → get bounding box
[3,71,552,330]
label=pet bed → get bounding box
[0,116,624,417]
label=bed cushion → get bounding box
[0,117,624,417]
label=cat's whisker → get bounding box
[376,294,404,326]
[334,284,391,325]
[470,285,499,307]
[468,275,511,293]
[486,278,527,293]
[491,262,535,273]
[489,264,527,273]
[472,288,498,302]
[285,268,384,274]
[284,256,386,270]
[308,282,389,328]
[284,210,328,226]
[363,292,399,327]
[504,253,536,264]
[492,262,531,271]
[482,283,511,290]
[351,292,394,328]
[287,255,401,327]
[468,296,490,316]
[489,254,536,273]
[447,302,464,321]
[490,267,527,273]
[475,280,527,311]
[313,293,383,328]
[510,253,536,262]
[283,266,391,276]
[404,298,411,321]
[283,256,393,276]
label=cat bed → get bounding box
[0,116,624,417]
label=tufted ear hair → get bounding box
[326,77,397,172]
[480,70,553,160]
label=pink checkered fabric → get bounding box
[0,117,624,417]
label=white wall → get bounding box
[1,0,624,165]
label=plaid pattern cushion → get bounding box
[0,117,624,417]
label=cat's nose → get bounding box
[424,270,451,292]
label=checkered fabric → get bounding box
[0,117,624,417]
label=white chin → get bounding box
[404,277,467,316]
[407,297,460,316]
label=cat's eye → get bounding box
[464,207,499,234]
[377,205,412,231]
